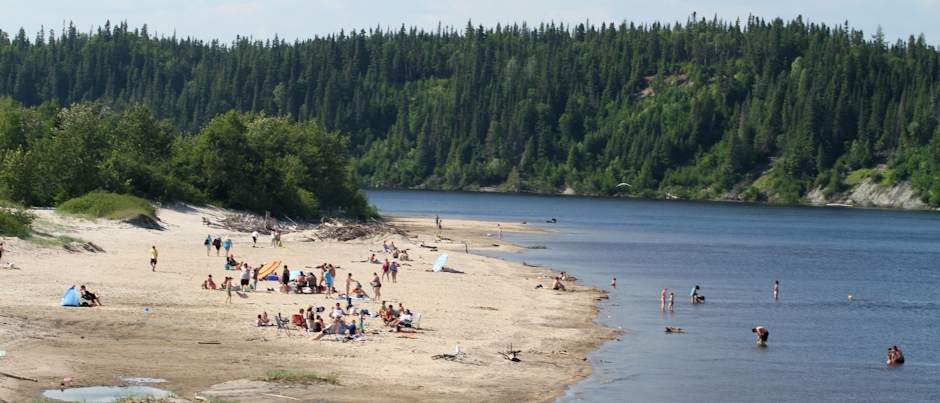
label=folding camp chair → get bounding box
[275,314,294,337]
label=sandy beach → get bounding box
[0,205,615,402]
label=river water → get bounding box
[365,189,940,402]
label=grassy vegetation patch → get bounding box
[0,208,34,238]
[251,369,335,385]
[57,191,156,220]
[844,168,872,185]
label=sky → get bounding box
[1,1,938,46]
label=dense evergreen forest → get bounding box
[2,16,940,206]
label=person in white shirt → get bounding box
[251,230,260,247]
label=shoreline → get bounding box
[0,206,616,402]
[366,186,940,212]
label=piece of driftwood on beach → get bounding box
[316,219,408,242]
[0,371,37,382]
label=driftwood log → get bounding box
[316,218,408,242]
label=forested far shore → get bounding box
[2,16,940,206]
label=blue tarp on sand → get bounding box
[60,286,79,306]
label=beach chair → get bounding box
[275,314,294,337]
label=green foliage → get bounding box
[845,169,873,185]
[56,191,156,220]
[0,17,939,205]
[0,209,29,237]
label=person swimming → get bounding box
[888,346,905,364]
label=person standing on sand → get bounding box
[381,258,391,282]
[251,230,259,247]
[250,265,258,289]
[774,281,779,299]
[150,246,158,271]
[662,287,668,310]
[435,215,439,227]
[223,277,233,304]
[281,266,291,294]
[204,235,211,256]
[371,272,382,301]
[323,268,334,298]
[223,237,232,256]
[345,273,358,298]
[212,236,222,256]
[668,293,674,311]
[391,260,399,283]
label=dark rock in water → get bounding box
[122,214,163,230]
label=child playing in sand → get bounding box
[202,274,216,290]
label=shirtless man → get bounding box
[552,277,566,291]
[752,326,769,345]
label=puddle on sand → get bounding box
[42,385,175,402]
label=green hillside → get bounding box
[2,16,940,205]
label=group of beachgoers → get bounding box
[651,281,905,362]
[253,298,417,341]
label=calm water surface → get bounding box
[365,189,940,402]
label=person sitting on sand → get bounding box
[389,242,397,251]
[389,310,413,327]
[311,316,347,340]
[255,314,274,326]
[294,272,307,293]
[202,274,217,290]
[311,315,325,332]
[305,272,318,293]
[383,306,399,326]
[351,282,371,299]
[552,277,566,291]
[382,241,389,253]
[331,303,345,318]
[392,249,399,259]
[260,311,270,325]
[400,250,410,261]
[79,285,103,306]
[305,306,316,330]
